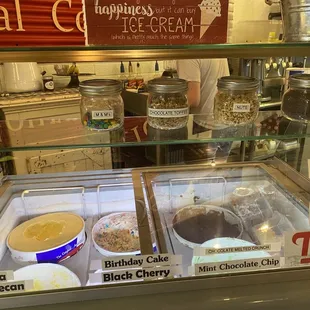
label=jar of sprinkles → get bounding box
[80,79,124,131]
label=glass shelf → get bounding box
[1,42,310,62]
[0,111,309,152]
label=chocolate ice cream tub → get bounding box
[172,205,243,249]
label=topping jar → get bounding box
[214,76,260,125]
[147,78,189,130]
[80,79,124,131]
[282,74,310,122]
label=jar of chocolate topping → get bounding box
[214,76,260,125]
[147,78,189,130]
[80,79,124,131]
[43,76,54,92]
[282,74,310,122]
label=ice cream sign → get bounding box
[83,0,229,45]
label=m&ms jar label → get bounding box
[83,111,121,131]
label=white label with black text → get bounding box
[92,110,114,119]
[0,280,33,295]
[89,266,182,284]
[232,103,251,113]
[193,243,281,256]
[189,256,281,276]
[90,254,182,271]
[0,271,14,282]
[148,108,189,118]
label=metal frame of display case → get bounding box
[0,43,310,62]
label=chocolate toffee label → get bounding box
[92,110,114,120]
[90,254,182,271]
[232,103,251,113]
[89,266,182,284]
[0,280,33,295]
[0,271,14,282]
[193,243,281,256]
[148,108,189,118]
[189,256,281,276]
[84,0,229,45]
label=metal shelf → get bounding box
[1,43,310,62]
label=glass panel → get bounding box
[136,161,310,277]
[0,111,309,151]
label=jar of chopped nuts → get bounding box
[80,79,124,131]
[147,78,189,130]
[214,76,260,126]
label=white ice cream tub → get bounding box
[92,212,156,257]
[14,264,81,291]
[7,213,86,265]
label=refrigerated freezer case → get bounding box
[132,159,310,273]
[1,160,310,309]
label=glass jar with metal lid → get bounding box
[147,78,188,130]
[282,74,310,122]
[214,76,260,125]
[80,79,124,131]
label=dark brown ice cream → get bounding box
[173,206,240,244]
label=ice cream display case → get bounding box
[1,157,310,310]
[132,159,310,270]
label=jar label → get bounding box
[148,108,189,118]
[232,103,251,113]
[92,110,114,120]
[45,81,54,90]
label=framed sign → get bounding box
[84,0,229,45]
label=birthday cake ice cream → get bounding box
[199,0,221,38]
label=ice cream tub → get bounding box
[172,205,243,249]
[7,212,86,264]
[14,264,81,291]
[92,212,156,257]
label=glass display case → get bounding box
[1,43,310,310]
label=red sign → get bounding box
[0,0,85,46]
[285,231,310,265]
[84,0,229,45]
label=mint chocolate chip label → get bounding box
[190,256,281,276]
